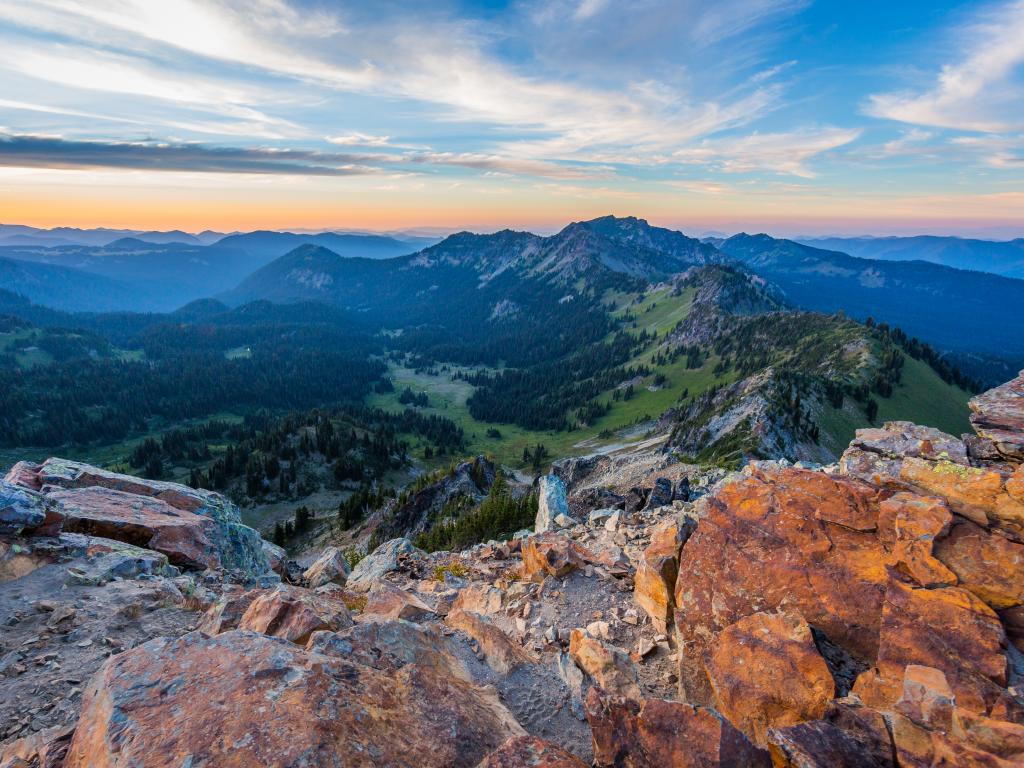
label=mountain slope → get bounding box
[0,256,158,312]
[799,235,1024,279]
[214,231,421,264]
[717,233,1024,365]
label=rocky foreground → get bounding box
[1,372,1022,767]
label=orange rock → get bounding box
[673,468,888,703]
[704,611,834,747]
[633,518,689,634]
[569,629,642,700]
[199,587,262,634]
[877,493,957,588]
[48,486,220,570]
[969,370,1024,461]
[238,584,353,645]
[934,520,1024,609]
[64,629,525,768]
[476,736,588,768]
[766,701,894,768]
[900,457,1024,533]
[447,610,534,675]
[0,724,74,768]
[999,605,1024,653]
[853,577,1007,715]
[521,533,586,582]
[584,688,770,768]
[360,580,434,622]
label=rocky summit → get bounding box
[1,373,1023,767]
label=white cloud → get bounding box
[326,133,391,147]
[867,0,1024,132]
[673,127,861,177]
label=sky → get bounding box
[0,0,1022,238]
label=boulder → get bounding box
[360,580,434,622]
[448,610,535,675]
[584,688,770,768]
[766,701,895,768]
[0,724,74,768]
[673,467,889,703]
[633,517,690,633]
[877,492,957,588]
[569,629,641,700]
[703,611,834,747]
[852,577,1007,715]
[476,736,588,768]
[238,584,353,645]
[261,539,287,575]
[521,533,586,582]
[535,475,569,533]
[303,546,351,588]
[899,457,1023,532]
[64,629,525,768]
[934,519,1024,609]
[641,477,674,512]
[199,587,262,635]
[969,370,1024,460]
[347,537,421,590]
[7,459,272,579]
[0,481,47,534]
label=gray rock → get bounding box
[552,513,579,529]
[588,509,616,525]
[303,546,351,589]
[0,481,47,534]
[534,475,569,533]
[347,538,422,591]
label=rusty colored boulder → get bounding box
[360,580,434,622]
[199,587,262,634]
[634,518,689,634]
[584,688,770,768]
[238,584,353,644]
[766,701,894,768]
[704,611,834,747]
[899,457,1024,533]
[448,610,534,675]
[673,467,888,703]
[303,546,350,588]
[521,533,586,582]
[969,370,1024,461]
[934,519,1024,610]
[64,629,525,768]
[877,492,957,588]
[476,736,588,768]
[48,486,221,570]
[853,577,1007,715]
[0,724,74,768]
[569,629,642,700]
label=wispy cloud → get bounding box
[673,127,861,177]
[867,0,1024,132]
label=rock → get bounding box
[934,519,1024,609]
[969,370,1024,460]
[641,477,674,512]
[553,513,579,529]
[900,457,1023,533]
[877,492,957,588]
[10,458,272,579]
[261,539,287,575]
[674,467,889,704]
[453,584,504,616]
[703,611,834,747]
[852,577,1007,715]
[766,701,895,768]
[521,533,586,582]
[588,509,616,525]
[584,688,770,768]
[535,475,569,533]
[603,511,620,532]
[347,537,422,591]
[238,584,353,645]
[849,422,969,465]
[476,735,588,768]
[64,629,525,768]
[199,587,262,634]
[634,517,690,634]
[0,723,74,768]
[568,629,641,700]
[360,580,434,622]
[674,477,691,503]
[47,487,222,570]
[0,482,47,534]
[449,609,535,675]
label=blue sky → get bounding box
[0,0,1021,236]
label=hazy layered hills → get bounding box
[798,235,1024,279]
[716,233,1024,362]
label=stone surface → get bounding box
[633,518,689,634]
[302,546,351,588]
[448,609,534,675]
[476,736,588,768]
[584,688,770,768]
[969,370,1024,460]
[674,467,888,703]
[0,482,47,534]
[361,580,434,622]
[64,629,525,768]
[199,587,262,634]
[877,492,957,588]
[347,537,421,590]
[238,584,353,644]
[569,629,642,700]
[704,611,834,747]
[934,519,1024,609]
[521,533,586,582]
[535,475,570,533]
[766,701,894,768]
